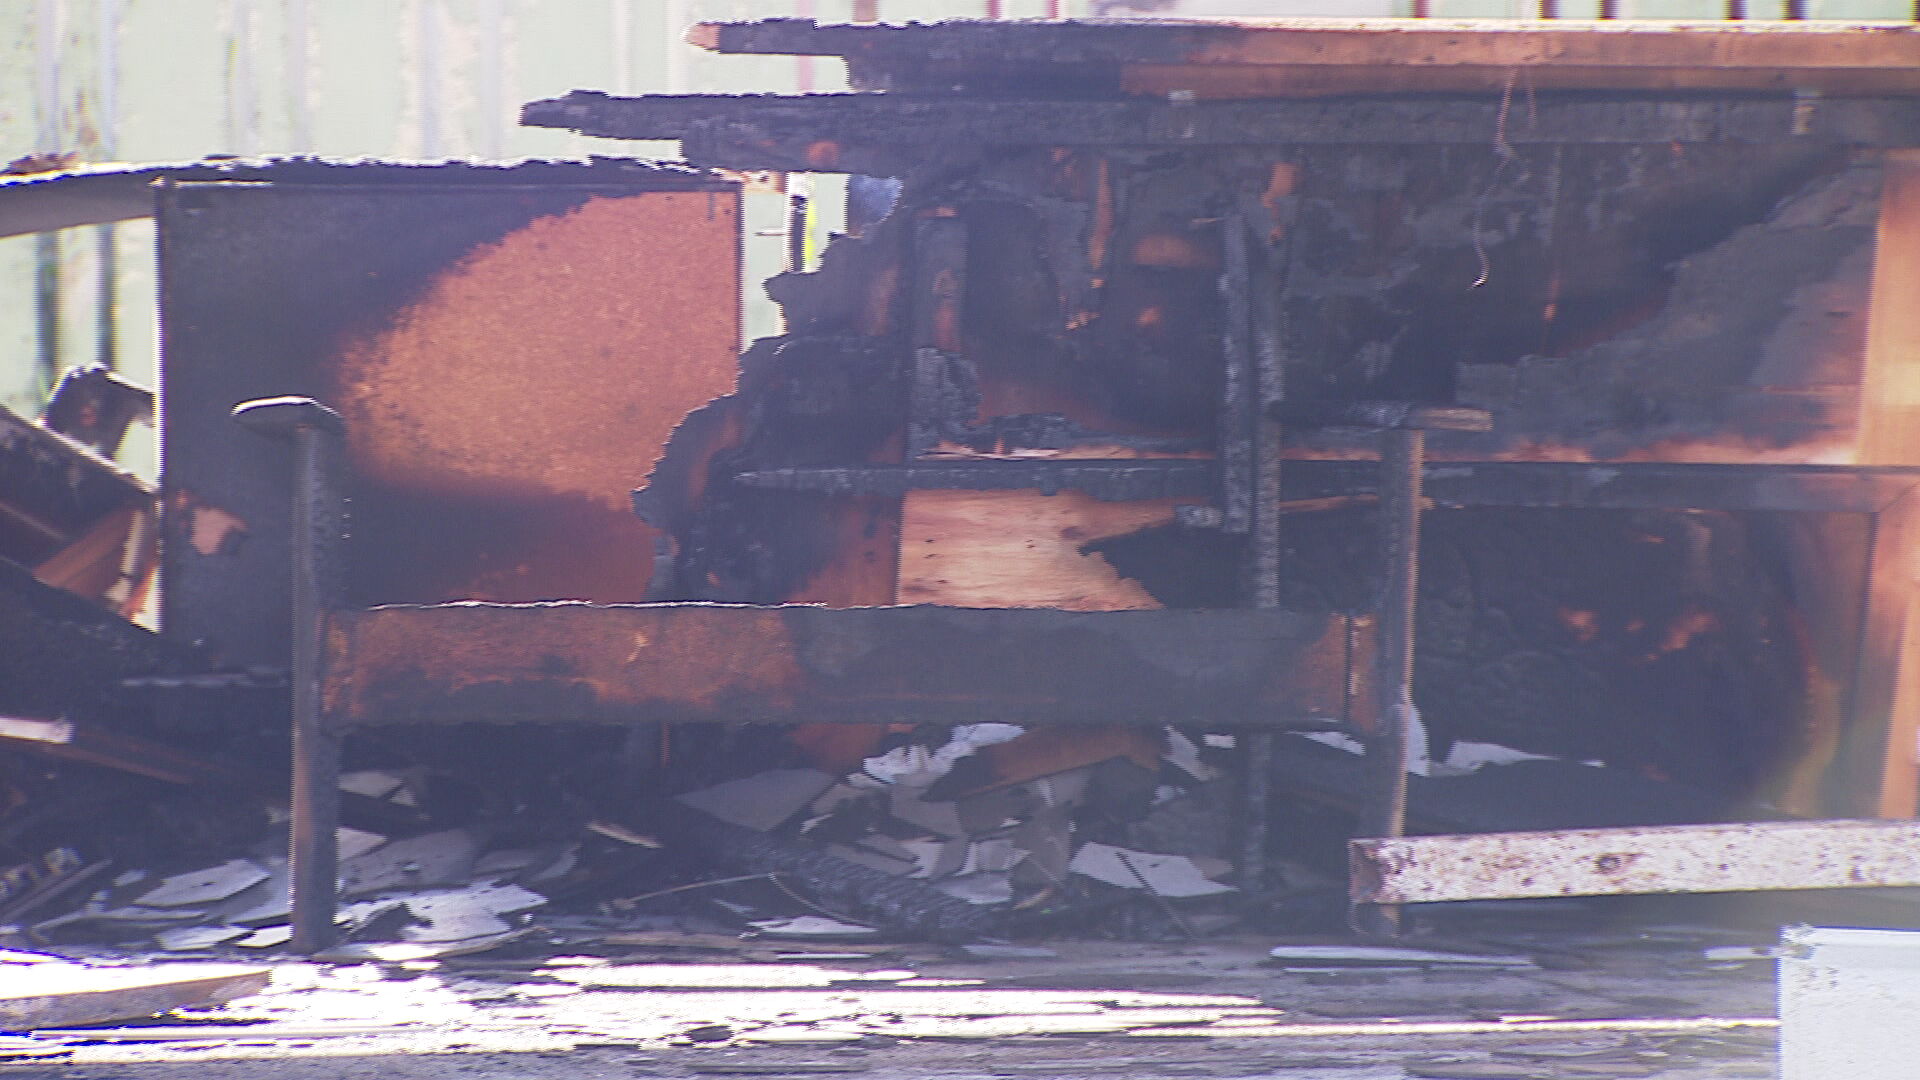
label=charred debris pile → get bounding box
[10,19,1920,956]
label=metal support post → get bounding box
[234,396,346,955]
[1353,426,1423,938]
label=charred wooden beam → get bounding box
[692,17,1920,71]
[730,460,1216,501]
[322,603,1369,732]
[522,91,1920,165]
[0,557,192,718]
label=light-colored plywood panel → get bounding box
[897,490,1188,610]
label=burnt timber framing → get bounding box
[243,19,1920,942]
[530,20,1920,825]
[525,91,1920,165]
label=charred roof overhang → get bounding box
[523,19,1920,174]
[0,156,722,240]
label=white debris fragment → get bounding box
[134,860,270,908]
[338,829,479,896]
[676,769,837,832]
[1428,740,1604,776]
[1162,728,1219,782]
[1069,842,1235,897]
[399,883,545,943]
[747,916,880,939]
[1266,944,1534,968]
[931,873,1014,905]
[337,770,408,800]
[1297,720,1435,775]
[890,786,966,838]
[155,925,250,951]
[859,724,1025,786]
[337,828,388,861]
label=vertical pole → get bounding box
[1223,215,1285,897]
[288,422,342,954]
[96,0,120,375]
[235,398,345,955]
[33,0,64,400]
[1353,426,1423,938]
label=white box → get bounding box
[1780,925,1920,1079]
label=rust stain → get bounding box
[335,604,806,720]
[804,140,842,170]
[330,192,740,603]
[174,493,249,558]
[1556,606,1601,645]
[335,193,739,510]
[1090,157,1113,272]
[861,262,901,337]
[1130,232,1217,270]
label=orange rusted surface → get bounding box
[332,191,740,604]
[326,602,806,725]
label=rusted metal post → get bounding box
[234,396,345,956]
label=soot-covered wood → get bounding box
[630,131,1847,803]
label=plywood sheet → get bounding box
[896,491,1186,611]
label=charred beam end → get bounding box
[522,90,1920,150]
[1351,819,1920,904]
[1283,460,1920,514]
[322,603,1370,732]
[1275,401,1492,433]
[729,460,1217,501]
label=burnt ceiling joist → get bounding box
[524,90,1920,167]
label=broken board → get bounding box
[0,963,270,1030]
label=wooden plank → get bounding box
[896,491,1178,611]
[0,964,270,1031]
[1843,149,1920,818]
[694,19,1920,96]
[1835,490,1920,818]
[1859,151,1920,465]
[1351,819,1920,904]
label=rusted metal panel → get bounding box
[158,169,738,669]
[323,603,1371,732]
[1350,819,1920,905]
